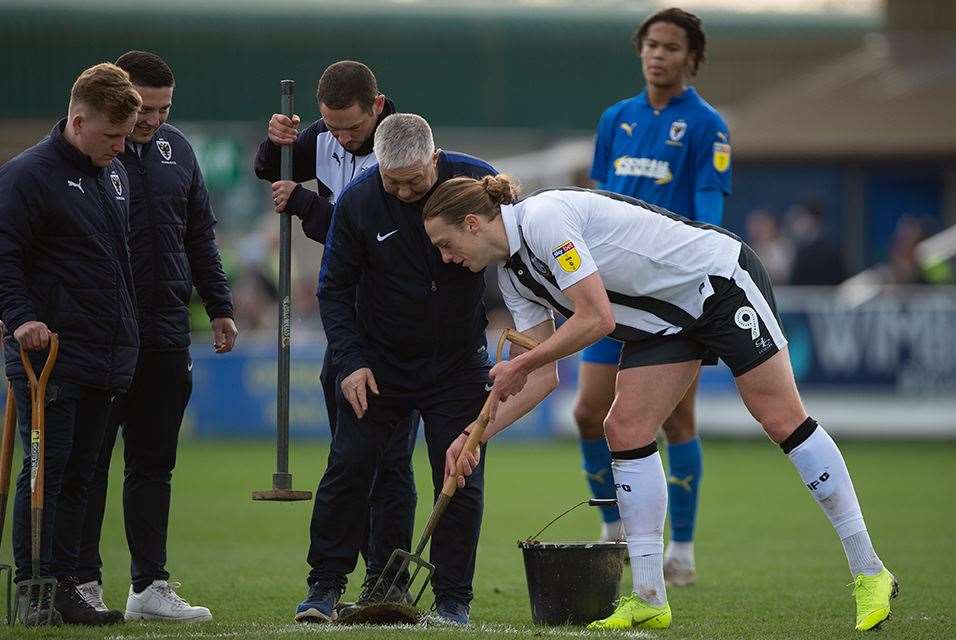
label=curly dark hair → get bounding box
[632,8,707,76]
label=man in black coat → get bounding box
[294,114,495,626]
[0,63,141,627]
[73,51,236,623]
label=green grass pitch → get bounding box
[1,438,953,639]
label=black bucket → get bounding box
[518,541,627,626]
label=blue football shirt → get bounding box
[590,87,731,222]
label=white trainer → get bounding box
[600,519,626,542]
[77,580,109,612]
[125,580,213,623]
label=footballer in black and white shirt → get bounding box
[423,175,895,632]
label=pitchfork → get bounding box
[372,329,540,607]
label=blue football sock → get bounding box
[580,436,619,523]
[667,437,702,542]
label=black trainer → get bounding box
[15,581,63,627]
[54,577,124,626]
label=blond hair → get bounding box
[69,63,142,124]
[422,174,519,226]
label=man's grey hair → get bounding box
[373,113,435,170]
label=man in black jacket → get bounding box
[0,63,141,627]
[294,114,493,626]
[255,61,418,604]
[74,51,236,623]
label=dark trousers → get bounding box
[76,350,191,591]
[11,379,112,583]
[319,350,419,579]
[307,368,489,604]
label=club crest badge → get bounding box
[552,240,581,273]
[530,254,551,277]
[669,120,687,143]
[110,172,123,196]
[157,138,172,161]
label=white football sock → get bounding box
[785,420,883,576]
[612,452,668,606]
[665,540,695,566]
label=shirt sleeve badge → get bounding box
[713,142,731,173]
[552,240,581,273]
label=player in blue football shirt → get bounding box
[581,7,731,587]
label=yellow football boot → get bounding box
[852,568,899,631]
[587,593,671,630]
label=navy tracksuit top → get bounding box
[318,151,496,390]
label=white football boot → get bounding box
[663,541,697,587]
[125,580,212,623]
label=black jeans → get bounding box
[319,350,419,579]
[11,379,112,583]
[76,350,191,591]
[307,366,489,604]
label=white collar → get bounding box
[501,203,521,258]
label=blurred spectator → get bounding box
[745,208,794,284]
[871,214,954,286]
[787,199,845,285]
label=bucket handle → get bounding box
[523,498,618,543]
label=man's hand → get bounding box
[212,317,238,353]
[341,367,379,419]
[486,357,529,423]
[271,180,297,213]
[268,113,300,146]
[444,425,481,489]
[14,321,52,351]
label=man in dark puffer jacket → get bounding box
[73,51,237,623]
[0,63,141,627]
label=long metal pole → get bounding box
[274,79,294,491]
[252,80,310,501]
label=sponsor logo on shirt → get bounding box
[613,156,672,185]
[713,142,731,173]
[552,240,581,273]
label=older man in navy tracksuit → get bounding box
[294,114,493,626]
[0,63,141,626]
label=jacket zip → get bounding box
[94,174,125,387]
[131,145,162,347]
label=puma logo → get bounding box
[67,178,84,194]
[619,122,637,136]
[668,473,694,493]
[586,467,609,485]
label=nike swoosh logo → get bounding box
[484,383,494,392]
[377,230,398,242]
[187,362,193,372]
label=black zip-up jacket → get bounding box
[253,99,396,244]
[318,151,495,389]
[120,123,233,351]
[0,120,139,391]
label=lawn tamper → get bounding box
[338,329,540,625]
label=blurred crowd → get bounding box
[743,201,953,287]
